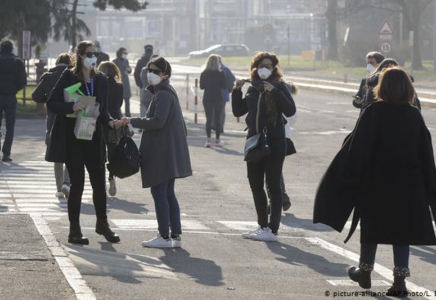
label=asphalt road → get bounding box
[1,65,436,300]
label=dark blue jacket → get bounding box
[0,52,26,96]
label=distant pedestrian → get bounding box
[364,58,421,112]
[97,61,124,197]
[353,52,384,111]
[232,52,296,242]
[113,47,132,117]
[314,67,436,296]
[213,56,235,134]
[119,56,192,248]
[47,40,121,245]
[0,40,27,162]
[32,53,72,198]
[134,44,153,90]
[140,54,159,117]
[94,41,110,66]
[200,54,227,147]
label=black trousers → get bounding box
[247,136,286,233]
[203,100,224,140]
[65,141,107,223]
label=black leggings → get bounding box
[65,144,107,223]
[203,101,224,140]
[247,136,286,233]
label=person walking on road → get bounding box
[353,52,384,111]
[134,44,153,91]
[314,67,436,296]
[97,61,124,197]
[119,57,192,248]
[200,54,227,147]
[0,40,27,162]
[32,53,72,198]
[94,41,110,66]
[232,52,296,242]
[47,41,121,245]
[113,47,132,117]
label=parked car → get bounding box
[189,44,250,58]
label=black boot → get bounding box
[386,267,409,298]
[348,262,373,289]
[96,219,120,243]
[282,192,291,211]
[68,222,89,245]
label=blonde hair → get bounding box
[203,54,222,72]
[97,61,122,83]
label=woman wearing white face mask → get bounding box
[232,52,296,242]
[119,57,192,248]
[46,40,122,245]
[113,47,132,117]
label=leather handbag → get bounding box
[244,93,271,162]
[107,128,141,178]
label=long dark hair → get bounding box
[250,51,283,81]
[71,40,96,80]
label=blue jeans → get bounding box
[150,178,182,237]
[0,95,17,157]
[360,243,410,268]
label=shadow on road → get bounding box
[160,248,224,287]
[281,213,334,232]
[410,245,436,266]
[80,197,149,216]
[266,241,349,277]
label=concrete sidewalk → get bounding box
[0,214,76,300]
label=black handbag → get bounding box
[244,93,271,162]
[286,138,297,156]
[107,128,141,179]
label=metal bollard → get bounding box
[186,74,190,110]
[194,78,198,124]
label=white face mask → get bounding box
[257,67,272,79]
[366,63,376,73]
[147,72,162,85]
[83,57,97,70]
[122,54,128,60]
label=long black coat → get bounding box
[45,69,112,164]
[314,101,436,245]
[130,79,192,188]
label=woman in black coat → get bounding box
[97,61,124,197]
[200,54,227,147]
[46,41,121,245]
[314,67,436,296]
[232,52,296,242]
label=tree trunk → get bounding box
[411,3,424,70]
[327,0,339,60]
[71,0,79,48]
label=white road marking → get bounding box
[298,129,351,135]
[217,220,258,231]
[307,237,436,300]
[327,279,390,286]
[30,214,97,300]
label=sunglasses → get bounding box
[83,52,100,58]
[147,68,162,75]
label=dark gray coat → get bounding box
[130,79,192,188]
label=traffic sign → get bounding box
[380,42,392,54]
[378,20,394,35]
[263,24,273,34]
[22,31,31,60]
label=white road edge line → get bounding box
[30,214,96,300]
[306,237,436,300]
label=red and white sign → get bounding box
[380,42,392,54]
[378,20,393,40]
[22,31,31,60]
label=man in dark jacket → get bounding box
[0,40,27,162]
[353,52,384,111]
[95,41,110,66]
[134,44,153,89]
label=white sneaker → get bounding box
[108,178,117,196]
[55,191,64,198]
[242,227,262,239]
[251,228,279,242]
[61,184,70,198]
[172,236,182,248]
[142,234,174,248]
